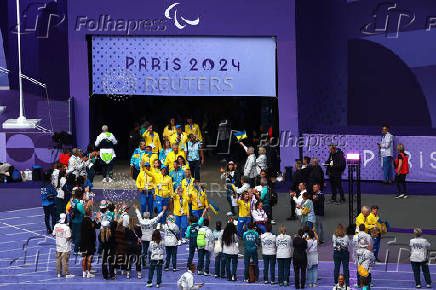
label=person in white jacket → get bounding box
[239,142,257,187]
[67,148,86,178]
[256,147,268,175]
[197,219,214,275]
[290,184,306,222]
[95,125,118,183]
[146,229,165,288]
[177,264,204,290]
[261,223,277,284]
[134,204,166,268]
[213,221,225,278]
[410,228,432,288]
[222,221,239,281]
[356,239,375,287]
[163,215,180,272]
[276,225,293,286]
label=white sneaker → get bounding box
[57,274,61,278]
[90,269,97,274]
[102,178,107,183]
[177,240,182,246]
[137,273,142,279]
[226,212,233,216]
[126,271,130,279]
[108,178,114,183]
[66,274,75,278]
[83,271,87,278]
[87,271,95,278]
[146,283,153,287]
[271,219,276,225]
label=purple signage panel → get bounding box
[91,36,277,97]
[302,134,436,182]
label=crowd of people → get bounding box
[38,120,430,289]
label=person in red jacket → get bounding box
[394,143,409,199]
[59,149,72,166]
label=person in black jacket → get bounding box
[80,207,100,278]
[312,183,325,244]
[308,158,325,192]
[301,156,312,186]
[287,160,304,221]
[325,145,346,203]
[126,216,143,279]
[99,220,117,280]
[293,229,308,289]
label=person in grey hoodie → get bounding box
[261,223,277,284]
[410,228,432,288]
[276,225,293,286]
[146,230,165,288]
[163,214,180,272]
[134,204,166,268]
[356,239,375,286]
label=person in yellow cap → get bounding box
[170,125,189,153]
[164,143,186,172]
[142,122,162,155]
[163,117,177,140]
[184,116,203,142]
[189,179,209,219]
[136,161,156,217]
[144,165,173,229]
[172,186,190,244]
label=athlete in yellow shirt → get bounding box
[237,191,251,236]
[367,205,383,260]
[136,162,155,216]
[142,124,162,154]
[184,116,203,142]
[144,165,173,226]
[188,180,208,218]
[170,125,189,152]
[163,118,177,139]
[140,145,158,172]
[355,206,370,233]
[164,143,186,172]
[172,187,190,242]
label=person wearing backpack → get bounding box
[70,188,89,253]
[185,208,208,268]
[394,143,409,199]
[197,218,213,275]
[163,215,180,272]
[243,222,260,283]
[213,221,225,278]
[134,204,166,269]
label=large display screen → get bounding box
[91,36,276,97]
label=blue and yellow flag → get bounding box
[209,201,220,215]
[234,130,247,141]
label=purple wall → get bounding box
[67,0,299,170]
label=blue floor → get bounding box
[0,207,434,289]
